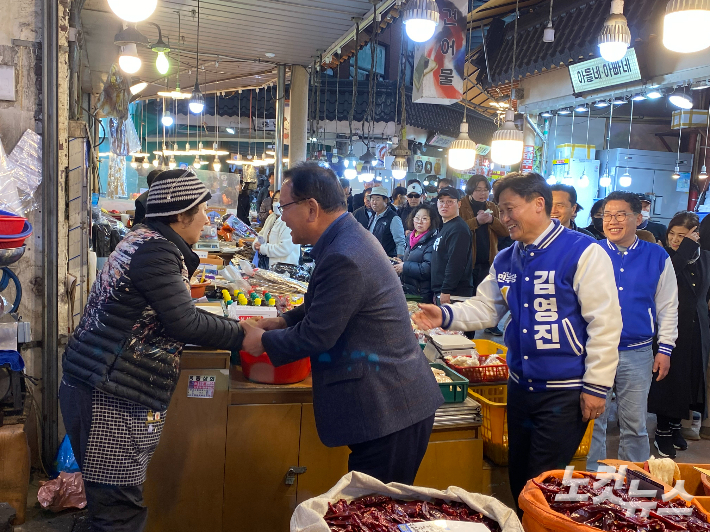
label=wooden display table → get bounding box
[144,350,483,532]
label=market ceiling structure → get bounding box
[80,0,390,97]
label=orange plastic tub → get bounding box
[239,350,311,384]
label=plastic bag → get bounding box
[37,472,87,512]
[291,471,523,532]
[54,435,80,474]
[0,140,24,215]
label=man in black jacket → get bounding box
[133,169,163,225]
[368,186,406,258]
[256,172,274,212]
[353,187,373,229]
[240,163,443,485]
[431,187,474,304]
[637,193,668,246]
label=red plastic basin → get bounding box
[239,350,311,384]
[0,215,27,236]
[0,237,28,249]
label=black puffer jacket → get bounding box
[401,230,436,303]
[62,221,244,411]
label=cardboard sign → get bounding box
[569,48,641,93]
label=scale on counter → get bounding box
[195,241,221,252]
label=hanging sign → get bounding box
[521,145,535,173]
[568,48,641,94]
[412,0,468,106]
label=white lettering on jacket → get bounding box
[533,271,560,349]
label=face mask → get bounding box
[641,211,650,221]
[593,218,604,232]
[272,202,281,216]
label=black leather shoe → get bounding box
[485,326,503,336]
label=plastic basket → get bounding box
[444,340,509,384]
[469,385,593,466]
[0,215,26,235]
[430,362,469,403]
[239,351,311,384]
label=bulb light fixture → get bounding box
[671,164,681,179]
[402,0,440,43]
[663,0,710,53]
[619,171,632,186]
[669,88,693,109]
[599,172,612,187]
[448,120,477,170]
[540,111,554,117]
[161,110,173,127]
[558,107,572,115]
[491,109,524,166]
[119,44,142,74]
[631,92,646,101]
[546,175,557,185]
[575,104,589,113]
[647,89,664,99]
[598,0,631,62]
[168,155,177,169]
[130,81,148,95]
[594,100,610,108]
[108,0,157,23]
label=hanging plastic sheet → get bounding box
[108,116,139,157]
[96,64,131,120]
[8,129,42,213]
[0,140,23,215]
[107,152,127,198]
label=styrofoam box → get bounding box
[227,305,278,321]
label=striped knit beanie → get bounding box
[145,169,212,218]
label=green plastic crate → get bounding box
[430,362,469,403]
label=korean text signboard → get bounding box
[569,48,641,94]
[412,0,468,106]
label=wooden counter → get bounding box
[144,351,483,532]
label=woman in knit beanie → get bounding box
[60,169,244,530]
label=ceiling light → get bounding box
[672,164,681,179]
[700,165,708,179]
[631,92,646,101]
[491,109,524,166]
[161,110,173,127]
[153,155,160,167]
[540,111,554,117]
[668,88,693,109]
[142,159,150,169]
[359,164,375,182]
[594,100,610,108]
[344,167,357,179]
[579,173,590,187]
[189,81,205,114]
[562,173,574,185]
[663,0,710,53]
[543,20,555,43]
[403,0,440,43]
[575,104,589,112]
[647,89,664,99]
[619,170,632,186]
[612,97,627,105]
[558,107,572,115]
[213,156,221,171]
[226,127,235,134]
[156,52,170,75]
[546,175,557,185]
[332,148,339,164]
[169,155,177,169]
[108,0,157,22]
[193,156,202,169]
[114,25,150,47]
[265,52,276,58]
[598,0,631,62]
[692,80,710,90]
[130,157,139,169]
[129,81,147,95]
[119,44,142,74]
[599,171,612,187]
[448,120,477,171]
[423,180,430,186]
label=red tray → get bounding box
[0,215,27,235]
[239,350,311,384]
[0,236,28,249]
[445,355,509,384]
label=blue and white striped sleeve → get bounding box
[655,256,678,356]
[441,264,508,331]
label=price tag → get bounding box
[187,375,216,398]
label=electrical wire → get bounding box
[509,0,520,108]
[348,20,360,152]
[627,99,634,175]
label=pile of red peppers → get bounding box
[534,475,710,531]
[323,495,502,532]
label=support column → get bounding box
[275,65,286,189]
[289,65,309,165]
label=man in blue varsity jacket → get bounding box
[587,191,678,469]
[413,172,622,506]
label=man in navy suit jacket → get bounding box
[241,163,443,485]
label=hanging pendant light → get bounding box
[491,110,524,166]
[669,87,693,109]
[579,172,590,188]
[213,156,221,171]
[130,157,139,169]
[119,44,142,74]
[449,120,477,170]
[664,0,710,53]
[546,175,557,185]
[599,170,612,187]
[130,80,148,95]
[162,109,173,127]
[147,23,171,75]
[699,165,708,179]
[619,170,632,186]
[108,0,157,23]
[193,155,202,169]
[332,148,339,164]
[156,52,170,75]
[169,155,177,169]
[598,0,631,62]
[543,0,555,42]
[403,0,440,43]
[189,0,205,114]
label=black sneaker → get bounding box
[670,424,688,450]
[485,326,503,336]
[654,432,677,458]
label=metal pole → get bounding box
[42,0,60,466]
[275,65,286,189]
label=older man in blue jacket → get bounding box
[241,163,443,485]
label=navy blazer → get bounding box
[262,212,444,447]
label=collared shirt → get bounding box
[517,220,555,251]
[310,212,349,263]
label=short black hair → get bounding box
[438,178,452,187]
[364,186,373,193]
[407,179,422,187]
[339,178,350,189]
[590,199,605,217]
[550,184,578,206]
[406,203,441,232]
[284,162,347,214]
[465,174,491,196]
[146,169,163,188]
[393,186,407,199]
[493,172,552,216]
[604,191,642,214]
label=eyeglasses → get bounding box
[280,199,306,210]
[602,212,634,222]
[438,199,458,207]
[407,193,421,199]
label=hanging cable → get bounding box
[315,54,322,149]
[348,20,360,152]
[462,6,474,124]
[509,0,520,108]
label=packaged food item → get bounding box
[445,355,481,368]
[432,367,453,383]
[481,354,505,366]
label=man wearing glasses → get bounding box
[413,172,622,508]
[587,191,678,468]
[430,187,474,305]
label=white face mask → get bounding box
[641,210,650,221]
[272,202,281,216]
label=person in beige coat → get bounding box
[459,174,509,335]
